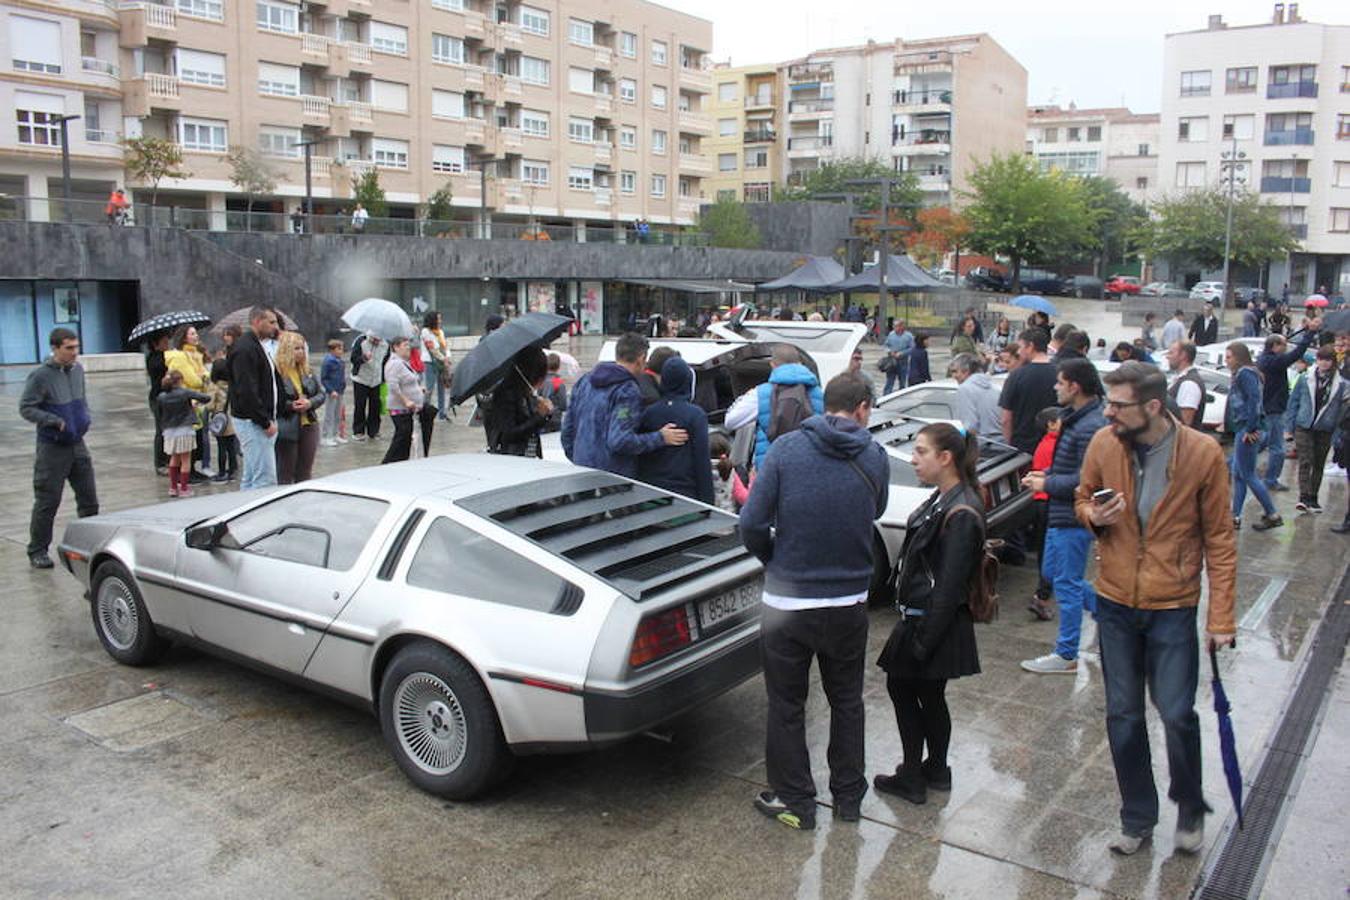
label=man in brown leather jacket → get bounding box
[1074,361,1237,858]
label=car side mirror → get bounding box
[186,521,228,550]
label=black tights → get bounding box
[887,675,950,771]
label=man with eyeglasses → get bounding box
[1075,361,1237,858]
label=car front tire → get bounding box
[379,642,512,800]
[90,560,165,666]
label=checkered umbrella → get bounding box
[126,310,212,345]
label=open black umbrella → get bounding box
[127,310,211,345]
[1210,646,1244,830]
[1318,308,1350,334]
[449,312,572,406]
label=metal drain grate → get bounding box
[1198,572,1350,899]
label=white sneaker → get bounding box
[1109,830,1152,856]
[1175,810,1205,854]
[352,434,367,442]
[336,436,349,444]
[1020,653,1078,674]
[320,438,337,447]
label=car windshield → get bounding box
[734,326,855,353]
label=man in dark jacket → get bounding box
[146,334,170,474]
[637,357,714,503]
[227,306,280,490]
[20,328,98,569]
[740,374,889,830]
[561,332,687,476]
[1256,324,1319,491]
[1020,358,1106,674]
[1188,303,1219,346]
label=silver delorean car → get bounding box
[58,455,764,799]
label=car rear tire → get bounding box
[90,560,165,666]
[379,642,512,800]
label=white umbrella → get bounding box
[342,297,415,341]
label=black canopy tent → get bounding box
[753,256,847,292]
[827,255,952,292]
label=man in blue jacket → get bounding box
[562,332,687,476]
[1020,357,1106,674]
[1256,323,1318,491]
[19,328,98,569]
[724,345,825,471]
[740,373,889,830]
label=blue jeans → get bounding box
[1043,526,1097,660]
[233,417,277,490]
[1231,436,1276,518]
[423,363,446,415]
[883,364,908,395]
[1097,597,1210,835]
[1261,410,1286,487]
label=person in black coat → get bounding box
[484,346,551,457]
[874,422,984,806]
[1189,303,1220,346]
[637,356,714,504]
[145,334,170,473]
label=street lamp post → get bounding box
[472,155,500,239]
[1219,127,1247,310]
[293,137,326,233]
[51,114,80,223]
[845,176,915,328]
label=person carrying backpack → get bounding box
[724,344,824,472]
[874,422,987,806]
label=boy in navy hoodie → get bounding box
[320,339,347,447]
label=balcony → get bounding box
[895,49,953,71]
[502,75,523,98]
[463,118,487,146]
[85,128,121,145]
[118,2,177,45]
[893,88,951,108]
[678,153,711,174]
[1267,82,1318,99]
[677,197,702,219]
[679,64,713,93]
[744,94,774,111]
[1260,176,1311,193]
[744,128,776,144]
[594,142,612,164]
[1264,129,1315,146]
[788,62,832,82]
[497,22,523,47]
[1288,224,1308,239]
[788,99,833,120]
[594,46,614,69]
[677,110,712,133]
[461,11,486,39]
[345,100,372,126]
[917,172,951,192]
[301,33,330,58]
[787,135,832,157]
[464,66,486,91]
[594,188,612,208]
[300,94,331,121]
[496,178,525,207]
[344,42,372,68]
[500,126,523,152]
[894,129,951,147]
[594,94,613,115]
[81,56,120,78]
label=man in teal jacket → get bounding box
[724,345,825,471]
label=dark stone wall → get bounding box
[0,222,805,339]
[740,202,850,258]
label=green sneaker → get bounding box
[754,791,815,830]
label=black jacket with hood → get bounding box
[636,357,714,503]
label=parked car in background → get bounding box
[1060,275,1104,299]
[1017,268,1063,295]
[1190,281,1226,304]
[1141,282,1190,298]
[62,456,766,800]
[1104,275,1142,298]
[964,267,1009,292]
[1233,285,1267,306]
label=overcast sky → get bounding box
[669,0,1338,113]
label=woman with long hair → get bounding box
[988,316,1013,353]
[1226,341,1282,530]
[874,422,984,805]
[950,317,980,358]
[273,331,325,484]
[164,324,211,479]
[484,346,552,456]
[420,310,451,420]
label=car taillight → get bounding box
[629,605,694,668]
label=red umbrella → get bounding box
[1304,294,1329,308]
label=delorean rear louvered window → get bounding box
[457,473,751,600]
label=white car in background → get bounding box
[706,320,868,387]
[1190,282,1226,303]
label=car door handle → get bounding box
[288,623,306,636]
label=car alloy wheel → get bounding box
[393,671,468,776]
[96,576,140,652]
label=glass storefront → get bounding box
[0,280,139,364]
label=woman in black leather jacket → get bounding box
[274,331,326,484]
[485,346,551,457]
[874,421,984,806]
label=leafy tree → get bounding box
[776,157,921,213]
[905,206,972,269]
[1074,176,1147,274]
[960,152,1099,292]
[1135,187,1298,273]
[225,146,285,232]
[699,197,762,249]
[351,168,387,217]
[122,136,190,210]
[424,181,455,221]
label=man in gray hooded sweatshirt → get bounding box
[952,353,1002,441]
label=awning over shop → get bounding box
[828,255,952,292]
[754,256,846,292]
[620,278,755,294]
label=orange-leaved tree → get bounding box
[905,206,971,270]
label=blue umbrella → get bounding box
[1210,646,1244,829]
[1010,294,1057,316]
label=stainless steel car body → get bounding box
[60,456,764,754]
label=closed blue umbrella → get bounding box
[1210,646,1244,829]
[1010,294,1057,316]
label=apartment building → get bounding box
[0,0,714,230]
[780,34,1026,207]
[1159,8,1350,294]
[1026,105,1161,205]
[705,62,778,204]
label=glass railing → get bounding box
[1266,82,1318,99]
[1264,128,1315,145]
[1259,176,1311,193]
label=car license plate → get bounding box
[698,579,762,631]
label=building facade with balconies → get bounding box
[1026,105,1161,205]
[0,0,713,232]
[779,34,1026,208]
[1159,9,1350,294]
[705,62,778,205]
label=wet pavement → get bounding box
[1,304,1345,899]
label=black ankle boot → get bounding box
[921,759,952,791]
[1332,514,1350,534]
[874,766,927,804]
